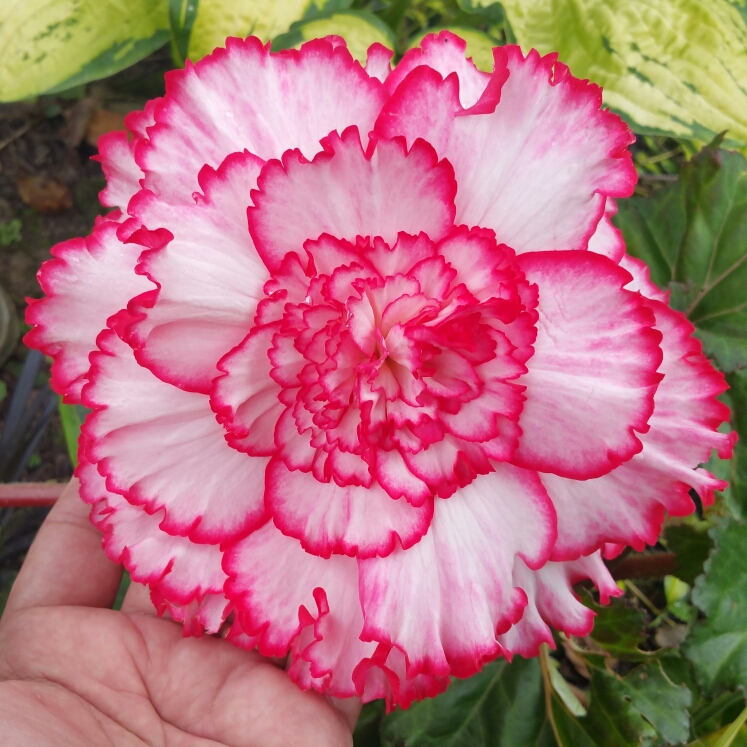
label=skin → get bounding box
[0,479,360,746]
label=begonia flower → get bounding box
[25,32,735,709]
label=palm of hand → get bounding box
[0,481,356,747]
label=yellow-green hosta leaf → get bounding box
[187,0,316,61]
[0,0,170,102]
[500,0,747,147]
[408,28,499,72]
[273,11,394,64]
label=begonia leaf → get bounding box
[724,370,747,519]
[499,0,747,148]
[407,27,501,71]
[728,441,747,522]
[273,10,395,63]
[354,699,385,747]
[703,423,747,522]
[582,590,649,661]
[684,518,747,695]
[379,657,550,747]
[664,523,715,586]
[0,0,170,102]
[615,661,693,745]
[614,143,747,372]
[547,656,691,747]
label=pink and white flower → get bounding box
[26,32,735,709]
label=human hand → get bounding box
[0,479,359,746]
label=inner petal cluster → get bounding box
[214,224,538,506]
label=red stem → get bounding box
[0,482,65,507]
[607,552,678,580]
[0,486,688,583]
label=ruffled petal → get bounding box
[587,198,669,303]
[248,127,456,272]
[511,250,663,479]
[265,458,433,559]
[78,448,229,635]
[286,575,373,698]
[353,643,450,710]
[124,97,160,140]
[376,46,636,254]
[386,31,491,109]
[224,521,368,660]
[619,253,670,303]
[95,131,143,212]
[544,301,735,559]
[127,150,267,393]
[83,329,268,543]
[587,197,625,262]
[211,324,284,455]
[497,552,620,658]
[365,43,393,83]
[138,37,387,205]
[24,219,154,403]
[94,100,159,212]
[358,464,556,678]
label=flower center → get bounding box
[225,229,537,499]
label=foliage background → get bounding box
[1,1,746,745]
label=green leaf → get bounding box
[692,691,747,739]
[548,657,587,717]
[354,699,385,747]
[728,440,747,521]
[169,0,201,67]
[726,369,747,448]
[543,652,691,747]
[582,590,649,661]
[0,0,170,102]
[0,380,7,404]
[499,0,747,147]
[720,368,747,523]
[664,523,715,585]
[614,143,747,372]
[617,661,693,745]
[455,0,505,23]
[58,398,89,468]
[699,725,747,747]
[714,706,747,747]
[186,0,344,61]
[273,11,394,63]
[701,428,747,521]
[407,27,499,72]
[0,219,21,246]
[0,283,19,368]
[380,656,549,747]
[684,518,747,694]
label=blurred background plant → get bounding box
[0,2,746,745]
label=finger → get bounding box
[5,478,123,614]
[131,618,357,747]
[327,695,363,732]
[119,580,160,616]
